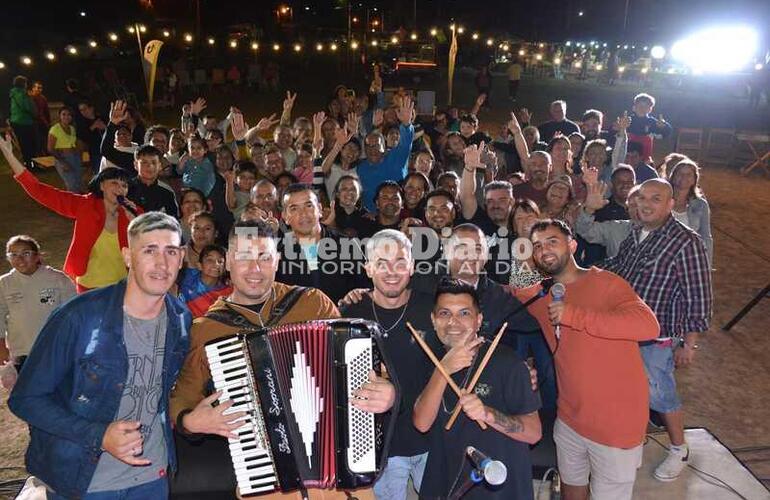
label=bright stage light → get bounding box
[671,25,758,73]
[650,45,666,59]
[755,63,764,70]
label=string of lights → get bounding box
[0,21,764,75]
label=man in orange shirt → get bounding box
[513,219,659,500]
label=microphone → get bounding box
[466,446,507,486]
[117,195,138,216]
[550,282,566,340]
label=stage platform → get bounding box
[533,428,770,500]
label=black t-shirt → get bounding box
[127,178,180,218]
[420,343,541,500]
[340,291,435,457]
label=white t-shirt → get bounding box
[0,266,76,356]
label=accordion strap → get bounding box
[265,286,308,327]
[204,286,309,329]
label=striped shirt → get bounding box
[603,216,712,338]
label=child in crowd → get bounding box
[178,136,216,196]
[178,244,229,317]
[292,143,315,184]
[226,161,258,221]
[627,93,672,161]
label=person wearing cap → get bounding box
[543,175,580,228]
[1,134,143,293]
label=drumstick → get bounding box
[406,322,488,430]
[406,322,463,397]
[444,322,508,431]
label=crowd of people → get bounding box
[1,65,715,500]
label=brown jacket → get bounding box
[170,282,340,423]
[170,283,377,500]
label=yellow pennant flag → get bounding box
[142,40,164,111]
[448,28,458,105]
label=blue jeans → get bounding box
[373,452,428,500]
[517,332,557,410]
[47,477,169,500]
[640,343,682,413]
[54,151,83,193]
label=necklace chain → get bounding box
[370,293,409,334]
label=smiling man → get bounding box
[511,219,659,500]
[414,278,542,500]
[170,220,394,499]
[340,230,435,500]
[9,212,192,499]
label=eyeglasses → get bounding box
[6,251,37,259]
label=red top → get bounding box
[512,267,659,448]
[14,170,140,280]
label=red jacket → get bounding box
[14,170,141,279]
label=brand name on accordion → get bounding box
[264,368,282,416]
[275,423,291,454]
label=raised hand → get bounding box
[230,112,247,141]
[615,111,631,132]
[190,97,207,116]
[507,111,522,134]
[334,127,352,146]
[441,336,484,375]
[283,91,297,112]
[463,142,484,169]
[583,179,609,212]
[255,113,280,132]
[581,166,600,187]
[109,100,128,125]
[519,108,533,124]
[397,96,415,126]
[372,109,384,128]
[346,112,360,136]
[480,145,497,168]
[0,133,14,159]
[475,93,487,109]
[312,111,326,130]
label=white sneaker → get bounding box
[654,446,689,482]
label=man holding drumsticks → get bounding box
[413,278,542,500]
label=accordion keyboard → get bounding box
[345,337,376,474]
[206,336,278,496]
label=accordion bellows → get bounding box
[205,319,398,496]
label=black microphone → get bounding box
[117,195,138,216]
[551,282,566,340]
[466,446,507,486]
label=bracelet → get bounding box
[464,167,476,173]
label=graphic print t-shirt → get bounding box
[88,308,168,491]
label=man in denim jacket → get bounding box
[9,212,191,499]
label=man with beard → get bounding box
[511,150,552,209]
[367,181,404,236]
[340,230,434,500]
[171,220,395,499]
[459,143,520,282]
[580,109,616,144]
[602,179,712,483]
[512,219,659,500]
[414,278,542,500]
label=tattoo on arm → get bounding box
[488,408,523,434]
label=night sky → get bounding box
[3,0,769,48]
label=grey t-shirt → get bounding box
[88,307,168,492]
